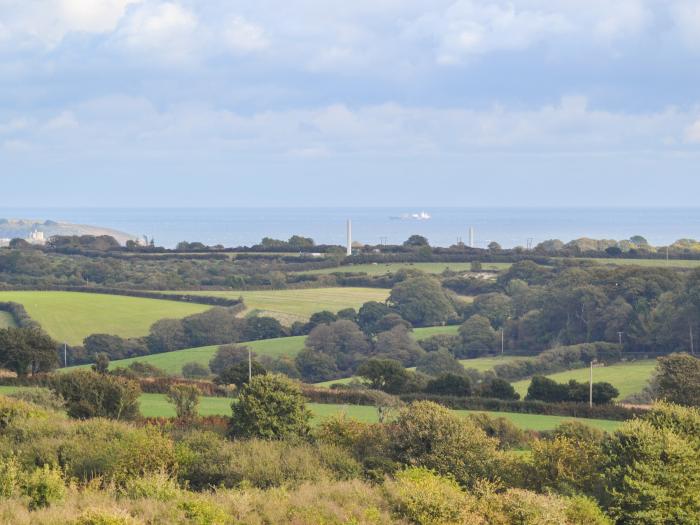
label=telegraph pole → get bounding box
[248,346,252,382]
[617,331,623,348]
[589,359,596,408]
[63,342,67,368]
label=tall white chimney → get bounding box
[346,219,352,256]
[468,227,475,248]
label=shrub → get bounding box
[229,374,311,440]
[8,387,65,411]
[166,384,201,420]
[177,496,228,525]
[182,362,210,379]
[602,418,700,523]
[57,419,177,485]
[123,470,181,501]
[385,467,474,525]
[391,401,503,488]
[0,455,20,497]
[468,412,527,450]
[49,370,141,420]
[22,464,65,509]
[0,395,49,429]
[644,401,700,447]
[424,373,471,397]
[73,509,138,525]
[208,344,252,375]
[317,443,363,480]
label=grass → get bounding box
[572,257,700,268]
[0,311,16,329]
[138,393,620,432]
[511,360,657,399]
[71,325,462,376]
[0,386,622,432]
[163,287,391,324]
[0,291,211,345]
[298,262,511,276]
[459,355,531,372]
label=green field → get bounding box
[165,287,390,324]
[0,291,210,345]
[74,325,461,376]
[299,262,510,276]
[511,360,657,399]
[558,257,700,269]
[138,393,620,432]
[0,311,17,329]
[459,355,530,372]
[0,387,622,432]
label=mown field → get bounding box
[0,291,211,345]
[137,393,620,432]
[0,311,16,329]
[67,325,461,376]
[571,257,700,268]
[511,360,657,400]
[164,287,391,324]
[299,262,510,275]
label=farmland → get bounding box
[136,393,620,432]
[71,325,462,376]
[511,359,657,400]
[299,262,510,275]
[165,287,391,324]
[0,291,211,345]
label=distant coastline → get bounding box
[0,218,135,245]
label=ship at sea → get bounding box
[389,211,432,221]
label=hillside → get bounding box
[0,218,134,245]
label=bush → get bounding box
[468,412,527,450]
[49,370,141,420]
[22,464,65,509]
[391,401,503,488]
[0,455,20,498]
[182,362,210,379]
[8,387,65,411]
[424,373,471,396]
[73,509,138,525]
[166,384,201,420]
[123,470,181,501]
[229,374,311,440]
[526,376,619,404]
[177,496,228,525]
[0,395,49,429]
[385,467,473,525]
[317,443,363,481]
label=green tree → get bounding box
[389,276,457,326]
[305,320,370,372]
[373,325,425,366]
[229,374,311,439]
[182,362,209,379]
[181,307,245,347]
[215,360,266,387]
[0,327,57,377]
[403,235,429,247]
[243,316,285,341]
[473,293,513,328]
[357,358,412,394]
[415,348,465,377]
[166,384,201,420]
[603,418,700,523]
[457,315,497,358]
[392,401,503,488]
[146,318,188,354]
[92,352,110,374]
[209,344,253,374]
[357,301,392,335]
[656,353,700,407]
[424,373,472,396]
[49,370,141,420]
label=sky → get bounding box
[1,0,700,207]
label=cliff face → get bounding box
[0,219,135,245]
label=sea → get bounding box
[3,207,700,249]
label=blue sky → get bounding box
[1,0,700,207]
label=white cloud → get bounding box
[685,119,700,144]
[671,0,700,50]
[112,2,198,63]
[0,0,142,48]
[223,16,268,53]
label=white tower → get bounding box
[346,219,352,256]
[468,227,475,248]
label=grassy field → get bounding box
[164,287,390,324]
[0,311,17,329]
[71,325,461,376]
[299,262,510,276]
[0,387,622,432]
[0,291,211,345]
[511,360,657,399]
[138,393,620,432]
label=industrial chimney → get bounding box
[346,219,352,256]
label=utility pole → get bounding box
[248,346,252,382]
[63,342,67,368]
[617,331,623,348]
[589,360,595,408]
